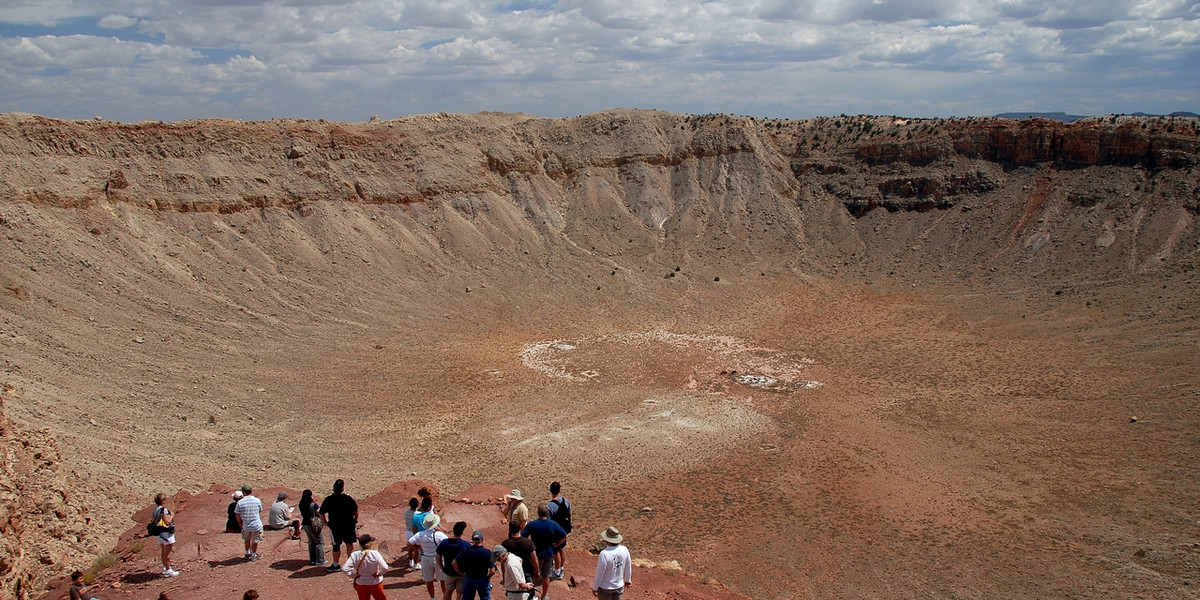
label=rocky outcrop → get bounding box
[854,118,1200,169]
[0,388,91,600]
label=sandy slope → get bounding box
[1,110,1198,600]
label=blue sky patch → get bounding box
[0,16,163,43]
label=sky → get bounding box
[0,0,1197,122]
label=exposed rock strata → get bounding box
[0,109,1197,597]
[0,391,92,600]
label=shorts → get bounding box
[420,555,444,582]
[158,532,175,545]
[241,528,264,544]
[330,525,356,548]
[596,588,624,600]
[537,553,554,580]
[444,575,464,592]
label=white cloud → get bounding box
[0,0,1196,120]
[97,14,138,29]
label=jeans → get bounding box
[463,576,491,600]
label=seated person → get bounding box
[69,570,105,600]
[226,490,243,533]
[265,491,300,539]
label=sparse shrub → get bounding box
[87,552,120,578]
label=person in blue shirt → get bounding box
[437,521,472,600]
[452,530,496,600]
[520,503,567,600]
[546,482,572,580]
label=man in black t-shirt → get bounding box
[501,521,538,588]
[318,478,358,571]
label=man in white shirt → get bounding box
[496,546,535,600]
[592,526,632,600]
[409,513,449,600]
[235,484,265,561]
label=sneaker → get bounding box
[244,551,253,559]
[327,563,341,572]
[550,568,563,581]
[249,553,262,561]
[162,568,180,578]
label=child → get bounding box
[69,571,104,600]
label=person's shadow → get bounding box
[269,558,311,571]
[205,557,248,568]
[287,564,337,579]
[119,571,165,584]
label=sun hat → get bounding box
[232,490,244,499]
[471,530,484,542]
[504,489,524,501]
[492,545,507,562]
[601,526,623,544]
[423,513,441,530]
[240,484,253,494]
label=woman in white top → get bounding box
[342,533,389,600]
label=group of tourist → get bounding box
[148,479,632,600]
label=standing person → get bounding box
[69,570,105,600]
[496,546,535,600]
[152,493,179,577]
[226,490,243,533]
[503,490,529,531]
[409,496,433,564]
[413,496,435,533]
[343,533,389,600]
[546,482,572,580]
[403,497,420,569]
[299,489,326,565]
[452,531,496,600]
[319,478,359,571]
[592,527,632,600]
[437,521,471,600]
[267,491,301,539]
[520,504,566,600]
[235,485,264,561]
[500,522,538,595]
[409,513,448,600]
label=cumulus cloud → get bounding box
[97,14,138,29]
[0,0,1196,121]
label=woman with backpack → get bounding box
[151,493,179,578]
[299,489,327,566]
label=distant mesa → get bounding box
[995,111,1199,122]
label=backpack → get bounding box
[147,506,175,537]
[308,502,324,533]
[549,498,572,533]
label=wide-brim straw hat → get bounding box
[423,513,441,530]
[601,526,623,544]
